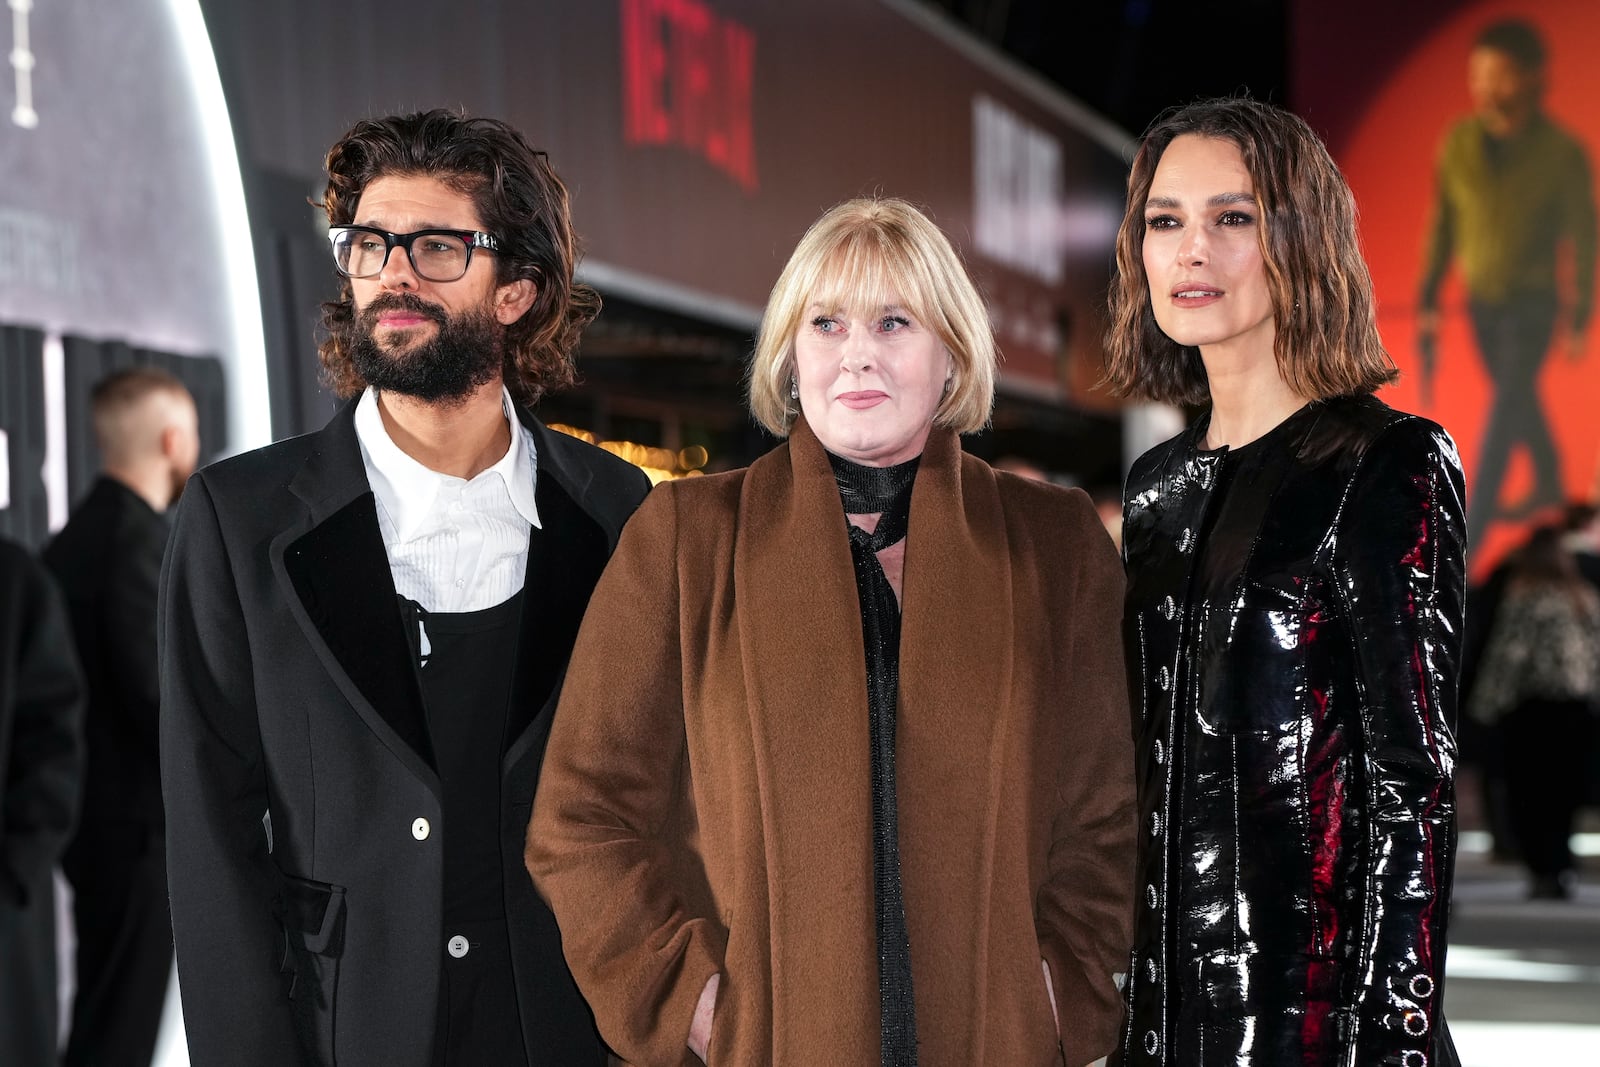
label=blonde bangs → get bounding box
[807,235,942,336]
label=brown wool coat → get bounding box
[527,418,1135,1067]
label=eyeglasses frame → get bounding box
[327,225,502,282]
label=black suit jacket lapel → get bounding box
[273,402,436,780]
[504,473,609,768]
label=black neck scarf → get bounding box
[827,450,920,1066]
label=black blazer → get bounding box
[159,400,650,1067]
[44,477,169,828]
[0,537,83,1066]
[0,537,84,906]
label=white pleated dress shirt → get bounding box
[354,386,539,613]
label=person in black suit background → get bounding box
[44,367,199,1067]
[0,537,85,1067]
[159,110,651,1067]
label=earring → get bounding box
[790,377,799,400]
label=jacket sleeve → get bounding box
[0,547,84,906]
[526,485,723,1067]
[1036,501,1138,1067]
[104,515,166,763]
[159,474,301,1064]
[1561,138,1597,333]
[1335,419,1465,1065]
[1418,136,1457,314]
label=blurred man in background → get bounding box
[0,537,85,1066]
[44,367,198,1067]
[1418,17,1596,547]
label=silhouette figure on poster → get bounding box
[1418,18,1597,548]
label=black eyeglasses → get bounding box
[327,226,501,282]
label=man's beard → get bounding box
[349,292,505,404]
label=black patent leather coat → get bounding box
[1112,395,1465,1067]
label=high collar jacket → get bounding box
[158,400,649,1067]
[1112,395,1465,1067]
[528,418,1137,1067]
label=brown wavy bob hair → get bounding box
[317,109,599,406]
[1103,97,1397,406]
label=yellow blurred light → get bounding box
[554,424,712,481]
[549,423,598,444]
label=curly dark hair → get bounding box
[317,109,600,406]
[1102,97,1397,406]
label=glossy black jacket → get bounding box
[1112,395,1465,1067]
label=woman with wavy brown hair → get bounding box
[1105,98,1466,1067]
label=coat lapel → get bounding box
[734,417,879,1043]
[503,472,610,770]
[895,427,1015,1037]
[896,426,1013,792]
[734,418,1019,1051]
[272,402,437,784]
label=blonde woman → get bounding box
[528,197,1134,1067]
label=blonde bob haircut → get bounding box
[1103,97,1397,406]
[748,196,996,436]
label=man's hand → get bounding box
[688,972,720,1063]
[1416,309,1441,408]
[1042,958,1059,1037]
[1563,326,1588,362]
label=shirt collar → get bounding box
[354,386,540,542]
[495,391,541,529]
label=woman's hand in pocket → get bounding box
[688,972,720,1063]
[1041,958,1060,1038]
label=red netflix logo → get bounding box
[621,0,758,192]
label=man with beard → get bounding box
[1418,17,1596,546]
[159,111,651,1067]
[43,368,198,1067]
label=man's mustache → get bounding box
[358,292,449,329]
